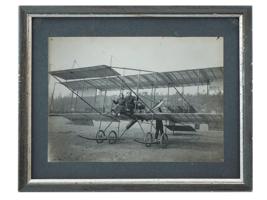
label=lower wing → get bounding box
[133,112,223,124]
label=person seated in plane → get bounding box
[125,91,136,115]
[111,93,125,116]
[135,100,145,112]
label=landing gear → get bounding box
[108,130,117,144]
[144,132,153,147]
[96,130,105,144]
[95,129,118,144]
[160,133,168,148]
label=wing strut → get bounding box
[160,72,197,112]
[51,75,116,121]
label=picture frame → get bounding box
[19,6,252,191]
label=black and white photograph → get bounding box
[17,5,253,192]
[48,36,224,162]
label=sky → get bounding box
[49,37,223,72]
[48,37,223,96]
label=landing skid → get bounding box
[78,134,125,144]
[134,138,159,145]
[134,132,168,148]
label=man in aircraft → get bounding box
[112,91,146,116]
[125,91,136,115]
[111,93,126,116]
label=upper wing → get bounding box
[52,66,223,92]
[49,65,120,80]
[133,113,223,124]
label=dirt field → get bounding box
[48,116,224,162]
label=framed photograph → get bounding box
[19,6,252,191]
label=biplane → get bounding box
[49,64,223,148]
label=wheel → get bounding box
[108,130,117,144]
[160,133,168,148]
[144,132,153,147]
[96,130,105,144]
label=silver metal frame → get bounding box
[19,6,252,191]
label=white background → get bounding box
[0,0,263,199]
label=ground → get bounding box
[48,116,224,162]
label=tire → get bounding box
[108,130,117,144]
[160,133,168,148]
[144,132,153,147]
[96,130,105,144]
